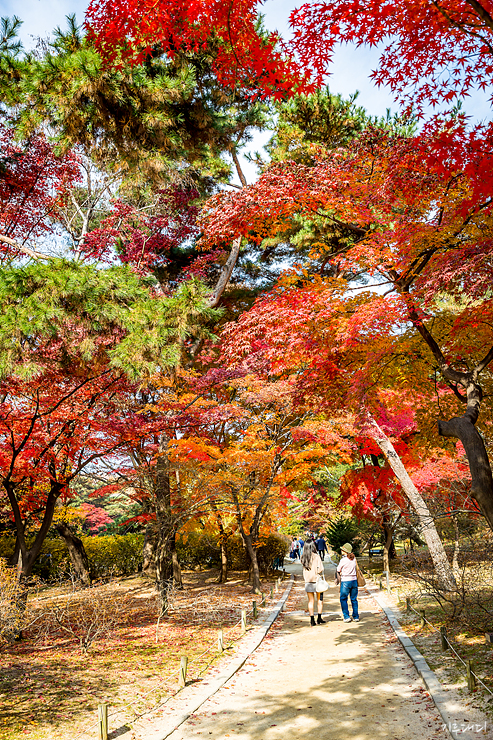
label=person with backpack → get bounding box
[336,542,359,623]
[315,534,327,560]
[301,538,326,626]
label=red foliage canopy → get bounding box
[290,0,493,109]
[85,0,316,99]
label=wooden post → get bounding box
[466,659,476,691]
[420,609,426,628]
[261,593,266,607]
[217,628,224,652]
[440,626,448,651]
[241,609,247,634]
[379,576,383,590]
[270,585,274,598]
[252,600,258,618]
[98,704,108,740]
[406,597,411,614]
[282,568,286,579]
[178,656,188,688]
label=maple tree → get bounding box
[200,123,493,538]
[290,0,493,110]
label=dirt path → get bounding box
[163,560,449,740]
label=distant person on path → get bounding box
[298,537,304,558]
[290,538,299,560]
[316,534,327,560]
[301,539,326,626]
[337,542,359,623]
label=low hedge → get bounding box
[176,531,289,573]
[0,533,144,581]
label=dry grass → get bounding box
[0,569,281,740]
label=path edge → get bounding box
[148,575,295,740]
[369,586,484,740]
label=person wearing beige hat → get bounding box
[336,542,359,623]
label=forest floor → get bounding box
[0,568,282,740]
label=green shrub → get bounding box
[175,531,289,573]
[0,533,144,581]
[257,533,290,573]
[82,534,144,578]
[176,531,221,569]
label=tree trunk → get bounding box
[142,522,158,578]
[5,479,62,582]
[242,533,262,593]
[216,538,228,584]
[171,531,183,589]
[382,520,395,575]
[367,415,457,591]
[438,391,493,531]
[55,522,91,587]
[407,310,493,532]
[452,515,460,573]
[153,436,177,597]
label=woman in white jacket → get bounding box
[301,539,325,626]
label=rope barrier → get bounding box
[402,599,493,697]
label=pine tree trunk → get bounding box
[55,522,91,587]
[367,415,457,591]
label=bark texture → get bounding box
[55,521,91,587]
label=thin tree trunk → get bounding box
[452,515,460,573]
[55,522,91,587]
[242,533,262,594]
[367,415,457,591]
[171,531,183,589]
[382,521,394,575]
[218,539,228,583]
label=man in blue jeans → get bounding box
[336,542,359,622]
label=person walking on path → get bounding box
[337,542,359,623]
[301,539,325,626]
[315,534,327,560]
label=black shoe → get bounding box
[310,616,316,626]
[317,615,326,624]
